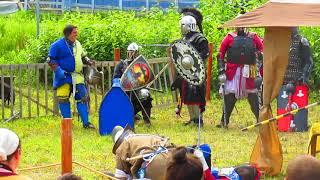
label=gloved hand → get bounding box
[54,66,66,80]
[88,59,96,66]
[83,56,96,66]
[218,73,227,84]
[194,149,209,171]
[217,59,225,75]
[112,78,121,88]
[298,74,308,84]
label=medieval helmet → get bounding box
[111,126,124,143]
[127,42,139,61]
[181,8,203,33]
[87,66,103,85]
[235,11,247,36]
[138,88,150,100]
[180,15,197,35]
[111,124,134,154]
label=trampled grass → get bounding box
[1,97,320,179]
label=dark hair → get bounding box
[63,25,77,37]
[165,147,203,180]
[286,155,320,180]
[6,139,21,162]
[58,173,82,180]
[234,164,259,180]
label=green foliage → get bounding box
[300,27,320,88]
[1,0,320,90]
[0,12,36,64]
[0,9,180,64]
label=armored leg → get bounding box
[247,93,260,122]
[218,93,237,128]
[184,105,195,125]
[141,97,152,126]
[57,84,71,118]
[75,84,95,129]
[192,105,203,127]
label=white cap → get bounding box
[0,128,19,161]
[127,42,139,51]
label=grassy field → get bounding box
[1,97,320,180]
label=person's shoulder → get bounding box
[227,32,237,37]
[0,175,33,180]
[300,37,310,46]
[247,32,258,38]
[192,32,208,42]
[75,40,82,46]
[51,38,64,47]
[116,59,126,66]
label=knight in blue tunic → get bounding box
[47,25,95,129]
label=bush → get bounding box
[0,9,181,64]
[1,0,320,90]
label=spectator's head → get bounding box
[63,24,78,42]
[0,128,21,172]
[57,173,82,180]
[285,155,320,180]
[234,164,260,180]
[165,146,203,180]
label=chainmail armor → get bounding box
[283,34,303,84]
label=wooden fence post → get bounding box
[206,43,214,101]
[114,48,120,62]
[61,118,72,174]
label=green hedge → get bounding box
[1,0,320,89]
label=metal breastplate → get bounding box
[284,35,303,84]
[226,34,256,65]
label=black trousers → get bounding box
[132,97,152,123]
[220,93,259,125]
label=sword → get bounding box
[197,108,201,147]
[241,102,320,131]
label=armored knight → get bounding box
[283,28,313,85]
[172,8,209,127]
[217,26,263,128]
[113,43,153,127]
[277,27,313,132]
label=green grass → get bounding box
[1,97,320,179]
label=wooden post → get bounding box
[206,43,214,101]
[61,118,72,174]
[114,48,120,62]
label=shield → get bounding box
[99,81,134,136]
[170,40,205,85]
[120,55,154,91]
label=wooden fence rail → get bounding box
[0,57,177,121]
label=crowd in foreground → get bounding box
[1,128,320,180]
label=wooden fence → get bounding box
[0,57,177,121]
